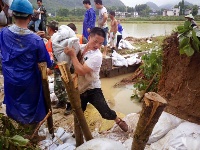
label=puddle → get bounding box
[101,73,142,115]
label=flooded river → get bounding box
[62,22,180,38]
[101,73,142,115]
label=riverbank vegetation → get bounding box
[0,114,40,149]
[48,15,200,24]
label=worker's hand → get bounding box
[36,31,45,37]
[34,9,38,13]
[87,28,90,33]
[64,46,76,57]
[47,68,53,75]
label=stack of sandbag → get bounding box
[111,50,141,67]
[38,127,76,150]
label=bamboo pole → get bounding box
[31,111,52,139]
[38,62,54,136]
[132,92,167,150]
[57,61,93,142]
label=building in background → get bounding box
[163,7,180,16]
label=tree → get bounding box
[57,8,69,17]
[178,0,185,15]
[135,4,151,17]
[118,6,126,12]
[127,7,135,13]
[73,8,85,16]
[192,5,199,16]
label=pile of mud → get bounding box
[158,33,200,124]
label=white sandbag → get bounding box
[118,39,135,50]
[163,122,200,150]
[38,125,49,137]
[54,143,75,150]
[65,136,76,146]
[49,82,54,94]
[149,129,174,150]
[111,50,128,67]
[50,93,58,102]
[48,76,54,83]
[51,25,80,67]
[123,138,133,150]
[182,134,200,150]
[0,11,7,25]
[53,127,65,144]
[111,50,126,61]
[38,140,58,150]
[111,113,139,134]
[76,138,126,150]
[113,60,127,67]
[150,122,200,150]
[148,111,183,144]
[127,54,141,66]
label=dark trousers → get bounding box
[80,88,117,120]
[116,35,122,48]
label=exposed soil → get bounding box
[158,33,200,124]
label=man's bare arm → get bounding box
[101,12,108,27]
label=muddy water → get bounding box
[101,73,142,115]
[61,22,179,38]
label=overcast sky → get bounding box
[121,0,200,7]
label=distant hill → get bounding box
[146,2,160,11]
[159,1,194,10]
[159,4,174,10]
[184,1,193,6]
[29,0,125,13]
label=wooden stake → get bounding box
[131,68,142,81]
[57,61,93,142]
[74,114,84,146]
[139,73,157,102]
[38,62,54,136]
[132,92,167,150]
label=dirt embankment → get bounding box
[158,33,200,124]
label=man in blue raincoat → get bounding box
[83,0,96,40]
[0,0,52,125]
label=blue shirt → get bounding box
[118,23,123,34]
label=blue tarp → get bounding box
[0,27,52,124]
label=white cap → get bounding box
[185,14,194,20]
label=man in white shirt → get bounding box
[64,27,128,132]
[94,0,108,57]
